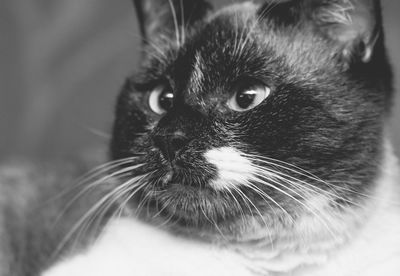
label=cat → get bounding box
[1,0,399,275]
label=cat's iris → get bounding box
[149,85,174,114]
[228,84,271,112]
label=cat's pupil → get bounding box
[236,90,257,109]
[159,90,174,111]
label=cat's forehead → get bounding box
[171,3,274,102]
[138,0,328,111]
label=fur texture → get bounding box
[0,0,398,275]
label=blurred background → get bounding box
[1,0,399,160]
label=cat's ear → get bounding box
[261,0,382,63]
[133,0,212,42]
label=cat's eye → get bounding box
[148,85,174,115]
[228,84,271,112]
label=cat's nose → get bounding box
[152,132,189,162]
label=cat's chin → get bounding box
[130,184,282,243]
[149,184,239,224]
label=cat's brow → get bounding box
[188,52,205,95]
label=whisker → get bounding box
[168,0,181,47]
[244,180,295,224]
[72,180,148,256]
[53,172,149,257]
[91,175,151,239]
[231,185,273,244]
[135,186,155,217]
[243,153,327,187]
[151,197,170,220]
[83,126,112,140]
[155,197,183,228]
[51,157,139,201]
[116,175,155,219]
[225,188,247,227]
[199,204,229,242]
[244,153,393,203]
[95,172,151,225]
[252,173,338,240]
[249,162,360,208]
[180,0,185,45]
[53,163,145,227]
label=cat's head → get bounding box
[111,0,392,240]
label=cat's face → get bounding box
[111,0,392,240]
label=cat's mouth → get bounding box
[140,183,275,241]
[143,181,243,229]
[129,157,270,238]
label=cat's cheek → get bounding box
[205,147,256,190]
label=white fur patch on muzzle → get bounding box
[205,147,255,191]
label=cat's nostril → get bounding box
[152,133,189,162]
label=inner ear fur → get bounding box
[260,0,382,63]
[133,0,212,43]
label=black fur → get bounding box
[111,0,393,236]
